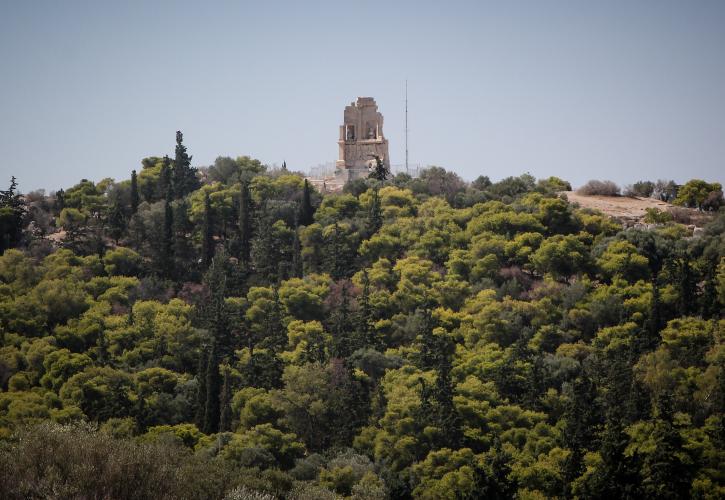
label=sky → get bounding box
[1,0,724,192]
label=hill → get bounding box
[0,152,723,499]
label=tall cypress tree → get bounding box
[330,282,354,358]
[219,366,233,432]
[202,192,214,268]
[172,130,199,199]
[107,199,126,245]
[203,248,232,355]
[194,346,208,428]
[325,223,349,280]
[162,187,174,278]
[158,155,172,199]
[238,180,252,266]
[291,224,303,278]
[299,179,315,226]
[431,332,462,449]
[130,170,139,214]
[356,269,379,350]
[366,187,383,237]
[251,206,276,280]
[203,341,221,434]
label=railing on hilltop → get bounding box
[307,162,426,180]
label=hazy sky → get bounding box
[1,0,724,192]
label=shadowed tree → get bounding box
[299,179,315,226]
[172,131,199,198]
[130,171,139,214]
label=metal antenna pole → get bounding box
[404,80,409,174]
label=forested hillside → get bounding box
[0,133,723,499]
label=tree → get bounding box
[299,179,315,226]
[531,234,589,282]
[202,192,214,268]
[0,176,26,253]
[238,180,253,266]
[161,189,174,278]
[107,199,126,245]
[219,366,233,432]
[130,171,139,214]
[172,131,199,199]
[674,179,723,211]
[368,155,389,181]
[158,155,172,199]
[194,346,208,428]
[366,187,383,237]
[202,341,221,434]
[624,181,655,198]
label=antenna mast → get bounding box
[405,79,409,174]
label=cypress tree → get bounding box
[55,188,66,215]
[162,187,174,278]
[330,282,353,358]
[299,179,315,226]
[431,332,462,449]
[107,199,126,245]
[195,346,208,428]
[238,180,252,266]
[158,155,172,199]
[251,206,276,280]
[366,187,383,237]
[291,224,303,278]
[203,342,221,434]
[219,366,233,432]
[172,130,199,198]
[130,170,139,214]
[203,248,233,356]
[202,192,214,268]
[356,269,380,350]
[325,223,348,280]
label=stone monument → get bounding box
[335,97,390,182]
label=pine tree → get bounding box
[219,366,233,432]
[130,170,139,214]
[172,130,199,199]
[299,179,315,226]
[203,341,221,434]
[202,192,214,268]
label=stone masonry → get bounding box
[335,97,390,183]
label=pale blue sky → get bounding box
[1,0,724,192]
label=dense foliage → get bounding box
[0,134,723,499]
